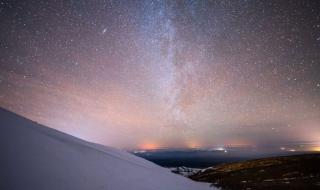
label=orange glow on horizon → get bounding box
[139,142,160,150]
[186,141,201,149]
[310,146,320,152]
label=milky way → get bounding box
[1,0,320,150]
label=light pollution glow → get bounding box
[1,1,320,151]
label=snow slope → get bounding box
[0,108,215,190]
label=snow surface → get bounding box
[0,108,215,190]
[170,166,202,177]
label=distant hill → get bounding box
[0,107,213,190]
[190,153,320,190]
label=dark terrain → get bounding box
[134,150,248,168]
[133,149,300,168]
[190,153,320,190]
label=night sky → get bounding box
[1,0,320,151]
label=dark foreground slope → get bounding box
[191,153,320,190]
[0,108,212,190]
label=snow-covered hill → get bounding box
[0,108,214,190]
[170,166,202,177]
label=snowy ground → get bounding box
[170,166,202,177]
[0,108,216,190]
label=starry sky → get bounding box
[1,0,320,151]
